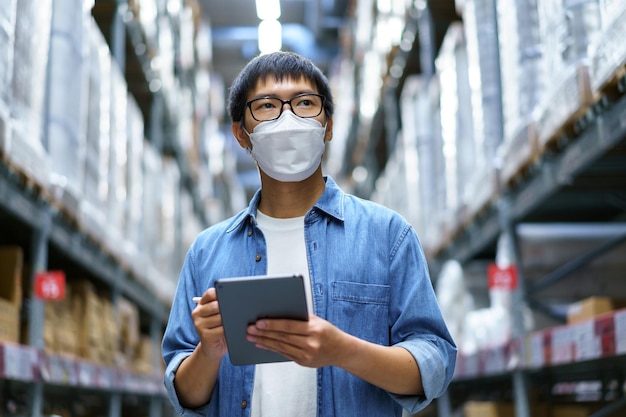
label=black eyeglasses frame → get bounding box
[245,93,326,122]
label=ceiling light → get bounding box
[258,19,282,54]
[256,0,281,20]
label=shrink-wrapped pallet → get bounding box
[435,23,474,233]
[535,0,599,149]
[47,0,92,216]
[106,62,129,263]
[81,19,112,239]
[496,0,543,184]
[0,0,17,148]
[590,3,626,93]
[124,95,145,265]
[457,0,502,218]
[8,0,52,186]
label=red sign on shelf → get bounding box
[34,271,66,301]
[487,263,518,290]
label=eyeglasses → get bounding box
[246,93,326,122]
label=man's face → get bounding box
[233,75,332,149]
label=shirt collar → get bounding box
[226,176,345,233]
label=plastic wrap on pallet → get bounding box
[125,95,144,254]
[47,0,93,215]
[0,0,16,150]
[590,5,626,93]
[7,0,52,186]
[536,0,600,147]
[435,23,474,234]
[157,157,182,287]
[106,61,129,262]
[139,143,162,268]
[496,0,544,145]
[0,0,16,116]
[494,0,543,185]
[459,0,502,215]
[461,0,503,162]
[397,76,426,232]
[81,18,112,239]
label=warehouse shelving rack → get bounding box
[336,1,626,416]
[431,72,626,417]
[0,0,211,415]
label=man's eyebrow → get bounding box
[250,90,317,100]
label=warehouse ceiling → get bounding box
[198,0,351,89]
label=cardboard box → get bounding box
[567,297,626,324]
[464,401,514,417]
[0,298,19,343]
[0,246,23,307]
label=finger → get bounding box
[253,318,309,335]
[196,287,218,305]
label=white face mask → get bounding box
[245,111,327,182]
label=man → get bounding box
[162,51,456,417]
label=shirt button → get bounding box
[247,230,253,237]
[255,254,262,262]
[241,400,248,408]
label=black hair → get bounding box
[227,51,334,123]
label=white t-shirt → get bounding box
[251,211,317,417]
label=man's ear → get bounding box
[232,122,251,149]
[324,117,333,142]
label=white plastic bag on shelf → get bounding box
[436,260,476,349]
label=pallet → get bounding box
[0,148,52,203]
[537,65,598,153]
[595,64,626,100]
[499,122,541,189]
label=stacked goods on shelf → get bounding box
[434,23,473,240]
[115,296,140,369]
[0,0,16,148]
[139,145,181,303]
[535,0,599,150]
[421,76,445,252]
[590,1,626,93]
[73,281,118,366]
[106,60,129,266]
[154,157,181,297]
[0,247,23,344]
[22,277,150,371]
[5,0,52,186]
[46,0,92,215]
[42,285,79,357]
[374,76,425,235]
[455,0,503,221]
[81,17,112,240]
[133,335,157,375]
[495,0,544,185]
[123,95,145,271]
[139,143,163,289]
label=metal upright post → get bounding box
[27,204,51,417]
[149,316,164,417]
[499,196,530,417]
[108,392,122,417]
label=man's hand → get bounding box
[192,288,228,362]
[246,314,349,368]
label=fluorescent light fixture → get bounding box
[258,19,282,54]
[256,0,281,20]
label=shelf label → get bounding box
[34,271,66,301]
[487,264,518,290]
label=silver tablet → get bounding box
[215,273,309,366]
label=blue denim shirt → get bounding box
[162,176,456,417]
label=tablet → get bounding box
[215,273,309,366]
